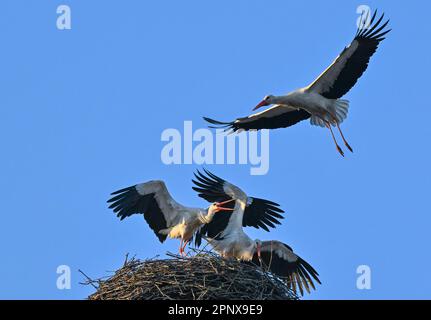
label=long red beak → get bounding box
[253,100,268,111]
[215,206,234,212]
[215,198,235,212]
[216,199,235,206]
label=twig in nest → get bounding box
[84,250,299,300]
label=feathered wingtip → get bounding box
[191,168,227,199]
[203,117,234,130]
[356,9,391,41]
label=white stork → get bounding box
[192,169,285,246]
[204,10,391,157]
[192,170,319,295]
[107,179,235,255]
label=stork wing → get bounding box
[192,169,241,203]
[251,241,321,296]
[192,169,284,247]
[243,197,284,232]
[306,10,391,99]
[192,169,244,246]
[107,180,187,243]
[204,105,310,132]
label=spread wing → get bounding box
[252,240,321,296]
[192,169,284,247]
[107,180,188,242]
[306,10,391,99]
[204,105,311,132]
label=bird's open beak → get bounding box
[215,198,235,212]
[253,99,268,111]
[215,207,234,212]
[217,199,235,206]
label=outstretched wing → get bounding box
[252,241,321,296]
[192,169,284,247]
[204,105,310,132]
[192,169,243,246]
[243,197,284,232]
[307,10,391,99]
[107,180,187,243]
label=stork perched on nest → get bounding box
[107,170,284,255]
[193,170,320,295]
[204,10,391,157]
[107,179,235,255]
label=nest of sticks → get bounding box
[84,250,298,300]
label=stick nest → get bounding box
[84,251,298,300]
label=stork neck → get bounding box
[271,95,292,105]
[198,209,214,224]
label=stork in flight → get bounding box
[107,179,235,255]
[193,170,320,295]
[204,10,391,157]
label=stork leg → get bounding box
[326,122,344,157]
[335,122,353,153]
[182,239,190,256]
[179,239,184,256]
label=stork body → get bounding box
[107,180,233,255]
[192,170,320,296]
[192,169,285,248]
[261,89,348,125]
[208,232,320,295]
[205,10,391,157]
[207,227,256,261]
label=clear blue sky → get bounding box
[1,0,430,299]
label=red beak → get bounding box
[215,198,235,212]
[216,199,235,206]
[253,99,268,111]
[215,207,234,212]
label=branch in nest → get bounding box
[83,250,299,300]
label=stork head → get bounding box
[253,95,274,111]
[207,198,235,215]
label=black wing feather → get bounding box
[107,186,168,243]
[192,170,235,246]
[321,10,391,99]
[242,197,284,230]
[204,108,311,132]
[191,170,285,246]
[251,244,321,296]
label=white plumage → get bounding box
[107,179,234,255]
[192,170,319,295]
[205,10,391,157]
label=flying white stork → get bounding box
[107,179,235,255]
[192,170,320,295]
[204,10,391,157]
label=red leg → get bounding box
[182,239,190,256]
[326,122,344,157]
[335,121,353,153]
[179,239,184,256]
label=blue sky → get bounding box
[1,0,430,299]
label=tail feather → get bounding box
[333,99,349,124]
[310,116,326,127]
[310,99,349,127]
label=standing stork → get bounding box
[204,10,391,157]
[192,169,285,248]
[192,170,319,295]
[107,179,235,255]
